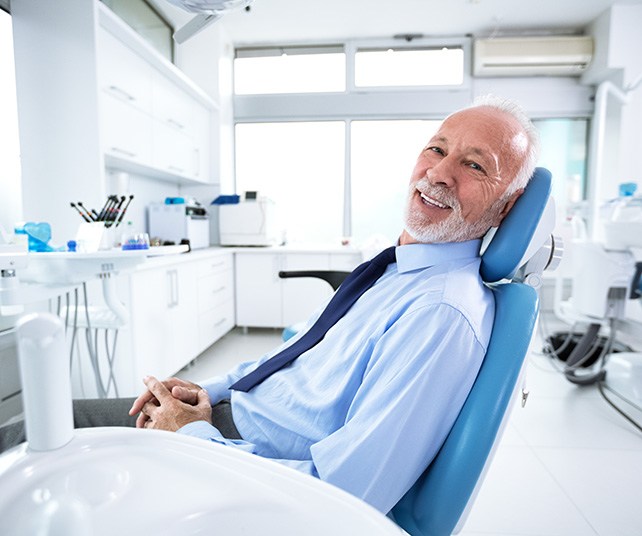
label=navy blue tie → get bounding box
[230,246,397,392]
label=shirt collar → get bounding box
[395,239,482,274]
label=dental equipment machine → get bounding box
[546,185,642,412]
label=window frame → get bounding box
[347,37,472,92]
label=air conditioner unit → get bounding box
[474,36,593,77]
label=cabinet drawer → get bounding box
[198,301,234,351]
[198,270,234,313]
[197,255,233,278]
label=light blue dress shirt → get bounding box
[179,240,495,514]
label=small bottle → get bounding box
[121,221,150,250]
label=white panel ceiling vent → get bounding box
[473,36,593,77]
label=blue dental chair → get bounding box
[391,167,557,535]
[279,168,557,535]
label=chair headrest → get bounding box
[480,167,553,283]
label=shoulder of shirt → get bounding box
[392,240,493,342]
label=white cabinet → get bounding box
[97,27,153,114]
[235,250,362,328]
[127,260,199,382]
[152,120,195,178]
[85,251,236,398]
[96,10,218,185]
[195,254,235,353]
[235,253,283,327]
[101,94,153,167]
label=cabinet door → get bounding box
[281,253,333,327]
[152,120,195,178]
[235,253,283,327]
[167,262,199,374]
[192,103,213,183]
[101,94,153,167]
[152,71,194,134]
[128,263,199,381]
[128,268,176,380]
[97,28,153,114]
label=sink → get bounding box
[0,428,403,535]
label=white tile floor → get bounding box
[177,319,642,536]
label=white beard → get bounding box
[403,178,505,243]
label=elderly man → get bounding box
[1,95,539,515]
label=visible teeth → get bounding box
[420,193,448,209]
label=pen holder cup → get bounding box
[75,222,115,252]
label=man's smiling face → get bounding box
[400,106,528,244]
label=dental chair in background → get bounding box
[278,168,559,535]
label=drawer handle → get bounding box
[210,261,225,269]
[108,85,135,102]
[168,165,185,173]
[167,118,185,130]
[110,147,137,158]
[213,318,226,327]
[212,286,226,294]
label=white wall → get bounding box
[11,0,104,245]
[584,4,642,201]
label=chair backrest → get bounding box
[391,167,553,536]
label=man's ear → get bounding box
[491,188,524,227]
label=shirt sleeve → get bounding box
[177,420,320,476]
[308,303,486,514]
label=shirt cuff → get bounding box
[178,420,224,441]
[177,420,257,455]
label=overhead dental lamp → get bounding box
[167,0,254,43]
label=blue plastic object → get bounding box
[480,167,552,283]
[619,182,637,197]
[21,222,56,252]
[211,195,241,205]
[165,197,185,204]
[282,324,300,342]
[67,240,77,252]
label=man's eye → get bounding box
[427,146,444,156]
[467,161,484,172]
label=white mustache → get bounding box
[414,178,460,211]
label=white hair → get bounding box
[467,94,541,195]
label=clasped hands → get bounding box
[128,376,213,432]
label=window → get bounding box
[350,120,441,244]
[354,47,465,87]
[533,118,588,213]
[235,46,345,95]
[0,8,22,234]
[235,122,345,244]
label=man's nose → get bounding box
[426,157,456,187]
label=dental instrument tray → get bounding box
[20,249,148,285]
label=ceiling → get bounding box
[155,0,642,47]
